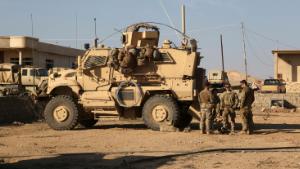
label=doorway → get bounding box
[0,51,4,63]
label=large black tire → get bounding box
[142,95,180,131]
[44,95,79,130]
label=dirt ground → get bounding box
[1,110,300,169]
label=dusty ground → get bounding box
[1,110,300,169]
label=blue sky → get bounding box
[1,0,300,78]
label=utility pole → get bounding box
[30,13,34,37]
[220,34,225,72]
[94,17,98,47]
[75,13,78,48]
[241,22,248,80]
[181,5,186,44]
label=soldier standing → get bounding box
[211,88,221,130]
[198,83,213,134]
[220,84,239,134]
[239,80,255,134]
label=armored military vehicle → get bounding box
[207,70,229,92]
[0,63,48,96]
[44,22,205,131]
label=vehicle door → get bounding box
[82,50,111,91]
[21,68,35,86]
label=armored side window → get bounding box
[30,69,35,76]
[154,52,174,63]
[22,69,28,76]
[84,56,107,69]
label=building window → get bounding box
[46,59,54,69]
[10,58,19,64]
[0,51,4,63]
[10,57,32,66]
[22,69,28,76]
[277,73,283,79]
[23,58,33,66]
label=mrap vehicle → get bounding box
[44,22,205,131]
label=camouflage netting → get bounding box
[0,96,43,124]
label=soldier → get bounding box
[220,84,239,134]
[198,82,213,134]
[239,80,255,134]
[211,88,221,130]
[119,48,138,74]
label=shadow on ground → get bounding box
[1,152,173,169]
[76,121,300,135]
[254,123,300,134]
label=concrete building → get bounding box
[0,36,84,69]
[272,50,300,82]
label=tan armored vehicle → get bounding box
[207,70,229,91]
[44,23,205,131]
[0,63,48,96]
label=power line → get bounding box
[245,28,298,49]
[188,24,239,33]
[245,32,273,67]
[158,0,181,41]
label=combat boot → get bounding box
[239,131,247,135]
[246,130,253,135]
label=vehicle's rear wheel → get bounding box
[142,95,180,131]
[44,95,79,130]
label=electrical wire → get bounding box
[188,24,239,33]
[245,28,298,49]
[244,33,273,67]
[158,0,181,41]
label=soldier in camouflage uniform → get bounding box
[211,88,221,130]
[118,47,138,74]
[239,80,255,135]
[220,84,239,134]
[198,83,214,134]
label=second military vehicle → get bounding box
[207,70,229,91]
[44,22,205,131]
[0,63,48,96]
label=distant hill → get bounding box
[227,70,262,86]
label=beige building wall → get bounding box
[273,50,300,83]
[0,36,84,69]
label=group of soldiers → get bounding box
[199,80,255,135]
[108,44,160,74]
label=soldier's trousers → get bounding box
[222,107,236,132]
[200,108,212,133]
[240,107,254,133]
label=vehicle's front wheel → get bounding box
[142,95,180,131]
[44,95,79,130]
